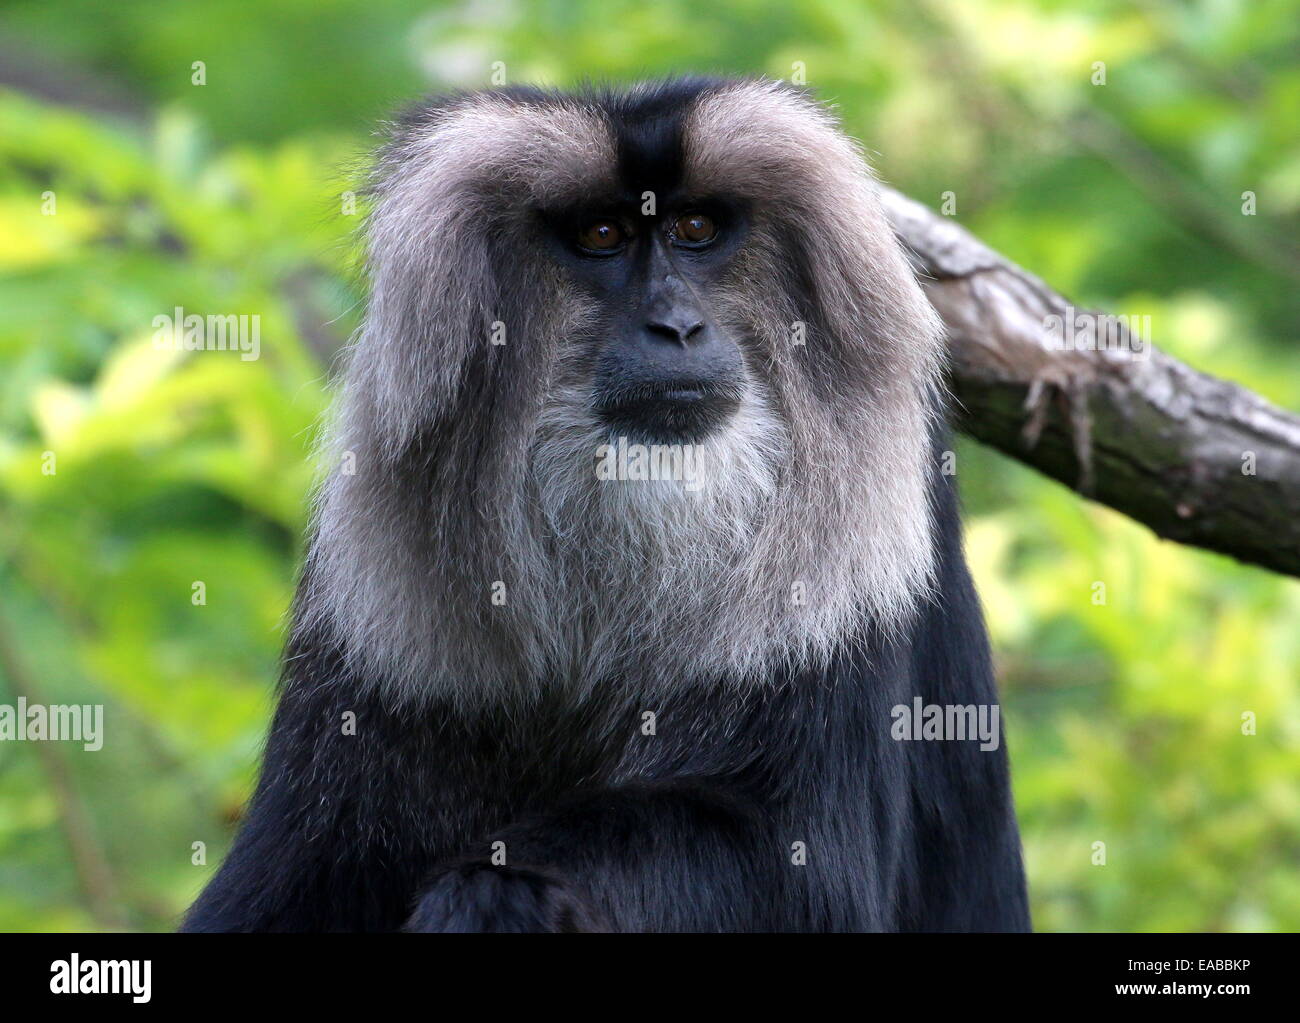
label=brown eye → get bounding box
[578,220,625,252]
[674,212,717,244]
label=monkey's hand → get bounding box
[404,863,606,933]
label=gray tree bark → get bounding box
[881,188,1300,578]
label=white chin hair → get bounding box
[532,387,786,554]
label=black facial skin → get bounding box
[551,199,748,444]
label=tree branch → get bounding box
[881,187,1300,578]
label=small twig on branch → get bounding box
[0,604,127,929]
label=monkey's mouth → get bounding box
[594,380,742,444]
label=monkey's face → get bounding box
[547,201,749,445]
[315,79,949,697]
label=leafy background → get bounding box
[0,0,1297,932]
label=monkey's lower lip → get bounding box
[596,384,740,443]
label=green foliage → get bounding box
[0,90,360,930]
[0,0,1296,932]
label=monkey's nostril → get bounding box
[645,321,685,344]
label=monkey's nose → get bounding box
[644,316,706,346]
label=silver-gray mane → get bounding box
[301,78,947,708]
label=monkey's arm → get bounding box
[406,778,830,933]
[181,649,448,932]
